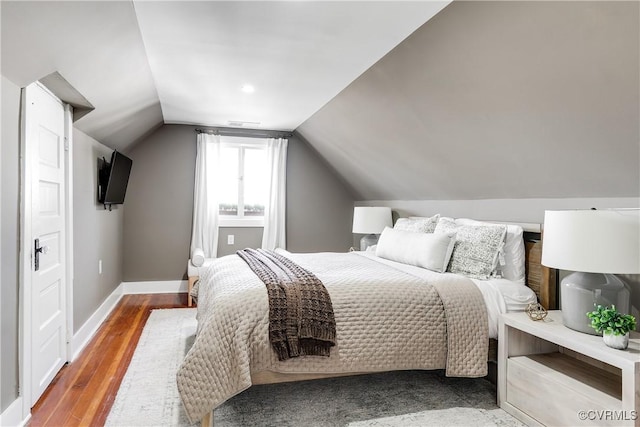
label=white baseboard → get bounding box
[122,280,188,294]
[69,283,124,362]
[68,280,187,364]
[1,280,188,426]
[0,396,30,427]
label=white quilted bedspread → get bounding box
[177,251,488,423]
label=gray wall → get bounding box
[1,75,21,412]
[123,125,354,281]
[72,130,124,331]
[287,133,354,253]
[123,125,197,281]
[621,274,640,331]
[297,1,639,202]
[356,197,640,225]
[217,227,262,257]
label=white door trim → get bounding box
[19,82,74,419]
[0,74,2,426]
[64,104,74,359]
[19,84,34,420]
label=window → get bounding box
[218,137,268,227]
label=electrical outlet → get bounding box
[99,259,103,275]
[227,235,235,245]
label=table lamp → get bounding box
[541,209,640,334]
[352,207,392,251]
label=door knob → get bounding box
[34,238,48,271]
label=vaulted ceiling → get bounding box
[2,1,638,201]
[1,0,448,151]
[133,1,448,131]
[1,1,163,151]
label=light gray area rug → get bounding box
[106,308,525,427]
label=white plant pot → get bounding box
[603,331,629,350]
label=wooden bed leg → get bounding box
[201,411,213,427]
[188,276,198,307]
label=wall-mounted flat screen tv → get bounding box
[98,150,133,210]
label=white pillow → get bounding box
[376,227,456,273]
[455,218,525,284]
[394,214,440,233]
[191,248,205,267]
[415,216,454,223]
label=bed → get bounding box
[178,217,557,426]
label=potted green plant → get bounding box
[587,305,636,350]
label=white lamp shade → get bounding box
[541,209,640,274]
[352,207,392,234]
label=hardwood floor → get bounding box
[28,293,189,427]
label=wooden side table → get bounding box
[498,310,639,427]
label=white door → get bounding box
[25,83,67,405]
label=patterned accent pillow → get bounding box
[394,214,440,233]
[434,218,507,280]
[455,218,525,284]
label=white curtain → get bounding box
[190,132,221,258]
[261,137,288,250]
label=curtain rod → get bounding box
[195,127,293,139]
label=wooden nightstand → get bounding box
[498,311,640,427]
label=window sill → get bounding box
[218,217,264,228]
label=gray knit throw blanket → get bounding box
[236,249,336,361]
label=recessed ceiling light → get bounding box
[241,84,255,94]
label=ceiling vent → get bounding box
[228,120,261,127]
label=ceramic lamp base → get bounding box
[359,234,379,251]
[561,271,631,335]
